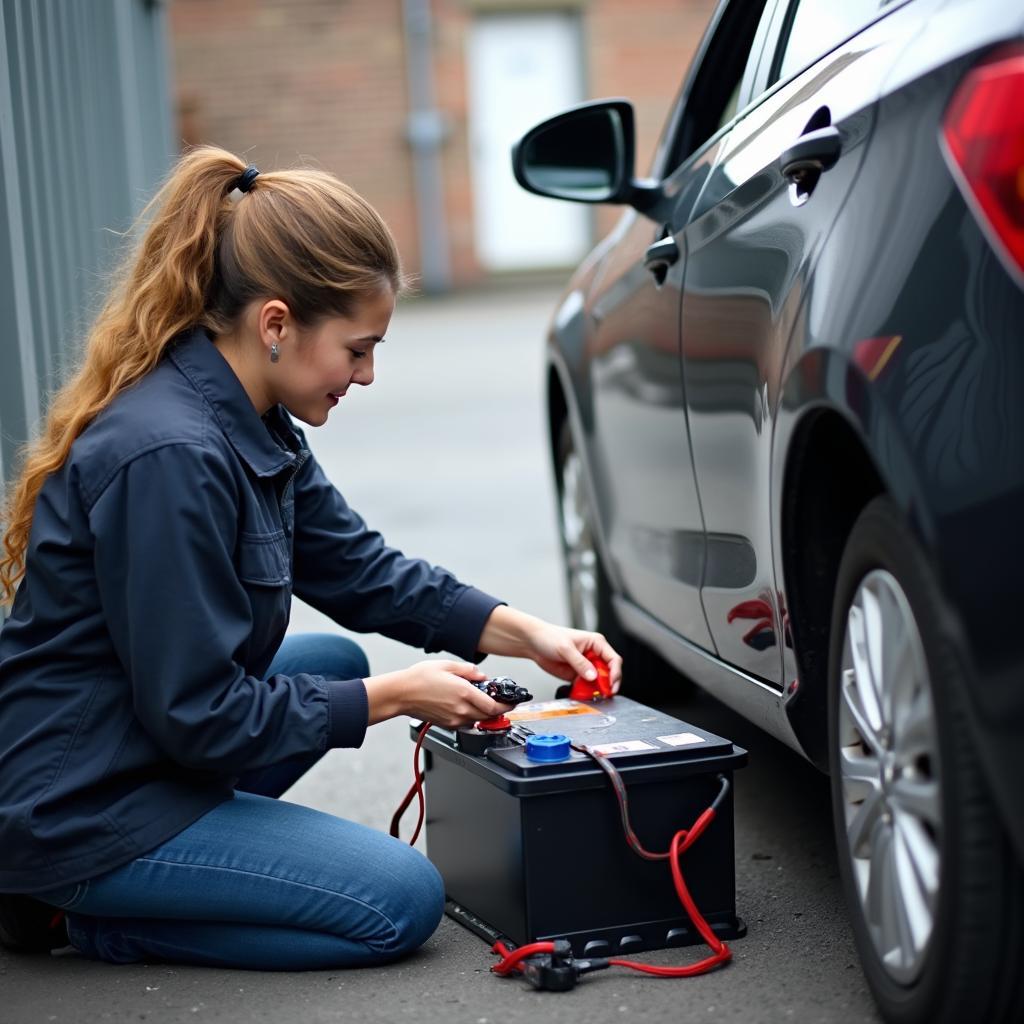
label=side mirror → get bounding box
[512,99,659,211]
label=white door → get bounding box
[467,12,589,271]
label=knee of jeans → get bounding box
[268,633,370,682]
[345,640,370,682]
[320,635,370,681]
[372,852,445,958]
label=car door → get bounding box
[582,0,774,650]
[678,0,946,686]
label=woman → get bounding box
[0,147,621,970]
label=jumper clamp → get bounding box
[456,677,532,755]
[492,938,610,991]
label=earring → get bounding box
[270,342,280,363]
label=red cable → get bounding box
[606,813,730,977]
[491,939,558,976]
[490,804,730,979]
[390,721,431,845]
[490,753,732,982]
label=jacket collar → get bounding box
[168,326,298,478]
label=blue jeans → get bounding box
[38,634,444,970]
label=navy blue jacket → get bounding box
[0,327,502,893]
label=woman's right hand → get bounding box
[364,660,513,728]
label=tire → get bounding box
[554,419,690,702]
[828,496,1024,1024]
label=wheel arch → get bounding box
[779,405,886,770]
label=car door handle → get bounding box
[780,126,842,181]
[643,236,679,281]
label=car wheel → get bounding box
[555,420,689,701]
[828,496,1024,1024]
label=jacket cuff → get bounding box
[324,678,369,748]
[439,586,506,662]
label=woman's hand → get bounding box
[478,606,623,693]
[364,660,514,728]
[525,623,622,692]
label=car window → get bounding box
[664,0,772,172]
[771,0,895,84]
[717,80,743,135]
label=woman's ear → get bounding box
[257,299,292,355]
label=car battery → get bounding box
[412,695,747,957]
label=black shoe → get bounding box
[0,894,68,953]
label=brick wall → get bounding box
[169,0,715,288]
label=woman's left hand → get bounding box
[478,606,623,692]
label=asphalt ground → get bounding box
[2,286,882,1023]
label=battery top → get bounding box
[419,696,746,794]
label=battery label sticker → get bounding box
[589,740,658,755]
[657,732,705,747]
[506,699,601,721]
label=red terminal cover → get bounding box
[476,715,512,731]
[568,652,613,702]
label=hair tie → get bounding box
[237,165,260,193]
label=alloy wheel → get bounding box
[837,568,942,985]
[559,448,599,633]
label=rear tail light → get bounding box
[942,44,1024,281]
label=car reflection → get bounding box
[727,590,793,651]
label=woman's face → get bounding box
[273,288,395,427]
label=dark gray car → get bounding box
[513,0,1024,1020]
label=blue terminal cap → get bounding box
[525,733,572,763]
